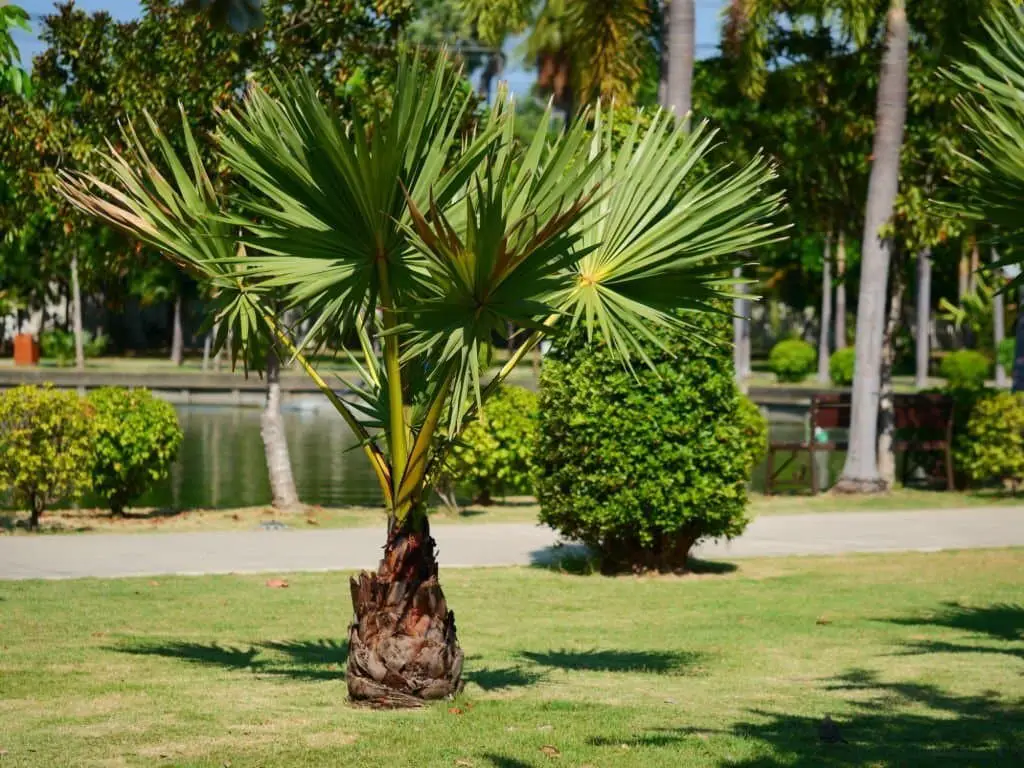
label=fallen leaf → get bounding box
[231,514,240,521]
[0,748,8,756]
[815,616,832,626]
[448,707,463,715]
[454,760,473,767]
[537,724,553,731]
[265,579,289,589]
[664,697,677,704]
[540,745,561,757]
[149,581,160,587]
[306,518,320,526]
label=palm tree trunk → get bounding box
[261,346,299,510]
[666,0,695,121]
[170,292,184,366]
[1014,294,1024,392]
[202,331,213,372]
[915,247,932,389]
[993,248,1008,388]
[835,0,908,494]
[733,266,750,384]
[835,230,847,349]
[818,233,833,383]
[70,252,86,371]
[347,513,463,706]
[878,262,905,487]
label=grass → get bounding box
[4,489,1020,535]
[1,549,1022,766]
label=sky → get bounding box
[12,0,729,97]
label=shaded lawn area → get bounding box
[1,550,1022,767]
[4,490,1021,535]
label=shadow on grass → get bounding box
[588,726,724,748]
[464,665,546,691]
[114,638,348,681]
[888,601,1024,642]
[520,648,702,674]
[530,547,738,577]
[482,755,534,768]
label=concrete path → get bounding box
[1,507,1022,580]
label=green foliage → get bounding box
[998,337,1016,376]
[0,385,95,528]
[87,388,184,516]
[0,3,32,96]
[940,349,991,390]
[829,347,856,387]
[959,391,1024,488]
[769,339,816,383]
[442,385,538,504]
[39,329,108,366]
[535,313,765,572]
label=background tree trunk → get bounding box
[733,266,750,385]
[170,292,184,366]
[915,247,932,389]
[201,331,213,372]
[835,0,908,493]
[666,0,695,121]
[70,253,86,371]
[878,262,905,487]
[818,233,833,383]
[1014,295,1024,392]
[835,230,847,349]
[261,345,299,510]
[993,248,1008,387]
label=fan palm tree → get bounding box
[60,53,783,705]
[949,0,1024,390]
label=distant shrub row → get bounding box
[0,385,182,529]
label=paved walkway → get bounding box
[1,507,1022,580]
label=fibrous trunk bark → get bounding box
[993,248,1008,388]
[878,260,905,487]
[347,514,463,707]
[835,230,847,349]
[70,253,86,371]
[835,0,908,494]
[915,247,932,389]
[261,346,299,510]
[170,292,184,366]
[666,0,695,122]
[818,233,833,383]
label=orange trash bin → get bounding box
[13,333,40,366]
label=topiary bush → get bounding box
[940,349,991,390]
[959,391,1024,490]
[535,313,766,572]
[441,385,538,505]
[829,347,856,387]
[769,339,816,383]
[998,337,1016,377]
[0,385,95,529]
[87,387,183,516]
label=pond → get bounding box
[120,403,842,510]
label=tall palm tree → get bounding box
[949,0,1024,391]
[60,54,783,705]
[665,0,696,119]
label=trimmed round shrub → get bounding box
[940,349,991,390]
[535,314,766,572]
[959,391,1024,489]
[998,337,1016,377]
[769,339,816,383]
[0,385,95,529]
[87,387,183,516]
[443,385,538,505]
[829,347,856,387]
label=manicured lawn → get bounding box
[1,550,1022,766]
[748,488,1023,515]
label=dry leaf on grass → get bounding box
[265,579,289,589]
[448,707,463,715]
[540,745,561,757]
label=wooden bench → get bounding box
[765,393,955,494]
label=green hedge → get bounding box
[959,391,1024,489]
[769,339,816,383]
[535,313,766,572]
[829,347,856,387]
[940,349,991,390]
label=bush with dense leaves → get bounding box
[39,328,108,366]
[442,385,538,505]
[998,337,1016,377]
[769,339,816,383]
[958,391,1024,489]
[0,385,95,529]
[829,347,856,387]
[87,387,183,516]
[535,314,766,572]
[940,349,991,390]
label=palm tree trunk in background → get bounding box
[878,262,905,487]
[733,266,750,385]
[818,233,833,383]
[835,0,908,494]
[915,247,932,389]
[969,239,980,293]
[170,293,184,366]
[70,252,86,372]
[658,8,669,107]
[993,248,1008,387]
[261,345,299,509]
[202,331,212,372]
[1014,292,1024,392]
[835,230,847,349]
[666,0,695,121]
